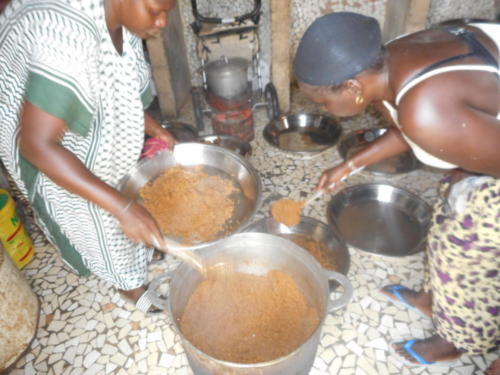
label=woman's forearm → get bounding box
[342,127,410,170]
[19,102,130,218]
[144,111,161,137]
[22,141,129,216]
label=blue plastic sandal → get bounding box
[402,339,435,365]
[381,284,430,320]
[390,339,460,367]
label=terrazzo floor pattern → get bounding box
[7,103,499,375]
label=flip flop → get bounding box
[390,339,460,367]
[380,284,431,320]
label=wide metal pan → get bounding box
[327,184,432,257]
[263,113,342,156]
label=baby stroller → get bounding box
[190,0,280,142]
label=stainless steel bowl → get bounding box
[117,143,262,249]
[246,217,350,276]
[338,128,420,175]
[263,113,342,155]
[327,184,432,257]
[161,121,198,142]
[196,134,252,157]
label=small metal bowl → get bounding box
[245,216,350,285]
[338,128,420,175]
[161,121,198,142]
[196,134,252,157]
[327,184,432,257]
[117,143,262,249]
[263,113,342,155]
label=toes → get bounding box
[392,341,404,350]
[393,341,419,364]
[395,347,417,363]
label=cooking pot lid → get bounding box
[203,57,249,72]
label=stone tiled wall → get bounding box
[176,0,496,86]
[178,0,271,87]
[427,0,496,26]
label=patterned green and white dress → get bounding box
[0,0,154,290]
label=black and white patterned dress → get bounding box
[0,0,154,289]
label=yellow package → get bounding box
[0,189,34,269]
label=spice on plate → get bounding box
[270,199,304,227]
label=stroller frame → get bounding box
[190,0,280,133]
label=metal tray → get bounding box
[327,184,432,257]
[338,128,419,175]
[263,113,342,155]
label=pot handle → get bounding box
[148,271,173,310]
[323,270,353,311]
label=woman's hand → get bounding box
[317,128,411,192]
[144,112,175,150]
[114,200,166,251]
[317,163,351,192]
[148,125,176,151]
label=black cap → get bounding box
[294,12,382,86]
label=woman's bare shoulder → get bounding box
[397,75,500,175]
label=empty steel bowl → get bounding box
[196,134,252,157]
[263,113,342,155]
[327,184,432,257]
[338,128,419,175]
[161,121,198,142]
[117,143,262,249]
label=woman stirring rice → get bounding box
[0,0,177,313]
[294,12,499,371]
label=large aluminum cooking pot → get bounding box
[202,57,250,99]
[149,232,353,375]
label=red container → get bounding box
[211,108,254,142]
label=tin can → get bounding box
[0,189,34,269]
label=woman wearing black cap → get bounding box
[294,12,499,369]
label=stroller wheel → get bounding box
[191,88,205,132]
[264,83,280,120]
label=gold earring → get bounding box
[355,96,364,105]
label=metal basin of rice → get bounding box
[117,143,262,250]
[245,216,350,290]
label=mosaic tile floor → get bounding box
[7,100,499,374]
